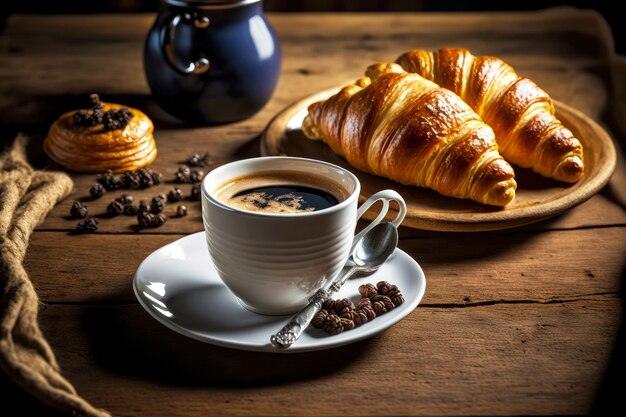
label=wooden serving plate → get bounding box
[261,87,617,232]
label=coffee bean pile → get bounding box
[174,164,205,184]
[72,93,133,131]
[94,168,162,192]
[137,211,168,228]
[75,217,99,233]
[185,152,210,167]
[69,153,211,233]
[312,281,405,335]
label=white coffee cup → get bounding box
[201,156,406,315]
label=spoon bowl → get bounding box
[271,222,399,348]
[352,222,399,273]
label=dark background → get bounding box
[1,0,624,54]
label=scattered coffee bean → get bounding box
[356,297,372,310]
[122,171,141,189]
[89,183,105,198]
[176,205,188,217]
[123,204,140,215]
[358,283,378,299]
[75,217,99,233]
[154,213,168,227]
[377,281,400,298]
[185,152,210,167]
[190,184,201,201]
[358,302,376,322]
[372,294,394,311]
[136,168,161,189]
[174,164,204,183]
[70,160,201,235]
[116,194,134,205]
[138,199,150,213]
[106,200,125,216]
[69,201,88,218]
[341,317,356,331]
[175,165,192,183]
[322,313,344,335]
[315,281,405,336]
[151,195,166,213]
[118,168,162,190]
[97,170,123,191]
[137,211,167,228]
[341,310,362,325]
[167,187,183,202]
[335,298,355,315]
[137,211,152,227]
[374,281,404,306]
[391,293,405,307]
[190,169,204,183]
[322,298,336,312]
[312,309,329,328]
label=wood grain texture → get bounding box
[1,8,625,417]
[262,90,617,231]
[30,300,619,416]
[0,10,622,233]
[24,227,626,305]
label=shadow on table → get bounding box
[0,92,186,131]
[591,266,626,415]
[0,371,67,416]
[79,293,378,388]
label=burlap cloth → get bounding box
[0,135,110,417]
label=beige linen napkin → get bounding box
[0,135,110,417]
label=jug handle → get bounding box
[161,12,210,75]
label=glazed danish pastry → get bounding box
[44,96,157,173]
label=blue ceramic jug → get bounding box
[144,0,281,124]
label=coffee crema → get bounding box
[214,171,349,214]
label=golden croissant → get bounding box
[396,48,584,183]
[302,63,517,206]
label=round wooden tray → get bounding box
[261,87,617,232]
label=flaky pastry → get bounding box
[396,48,584,182]
[303,63,517,206]
[44,102,157,173]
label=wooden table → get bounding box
[1,7,625,416]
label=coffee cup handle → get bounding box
[352,189,407,251]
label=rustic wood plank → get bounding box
[0,9,626,233]
[30,171,626,234]
[9,299,614,416]
[0,9,615,122]
[3,11,626,417]
[0,11,623,233]
[24,227,626,304]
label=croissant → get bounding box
[302,63,517,206]
[396,48,584,183]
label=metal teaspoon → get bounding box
[270,222,399,348]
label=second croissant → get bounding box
[303,63,517,207]
[396,48,584,183]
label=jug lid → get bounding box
[164,0,261,8]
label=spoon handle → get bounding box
[270,267,358,348]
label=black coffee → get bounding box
[233,185,339,213]
[215,170,348,214]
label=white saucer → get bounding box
[133,232,426,353]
